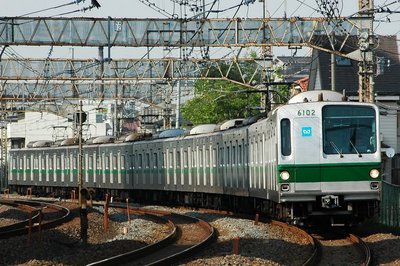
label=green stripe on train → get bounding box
[277,162,381,183]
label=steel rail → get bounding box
[0,199,71,239]
[0,199,41,232]
[347,233,372,266]
[88,205,215,266]
[271,220,321,266]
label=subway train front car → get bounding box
[276,91,381,225]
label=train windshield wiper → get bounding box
[330,141,343,158]
[349,140,362,157]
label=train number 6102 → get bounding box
[297,109,315,116]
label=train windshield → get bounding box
[322,105,376,155]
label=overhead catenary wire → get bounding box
[17,0,85,17]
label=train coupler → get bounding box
[321,195,340,209]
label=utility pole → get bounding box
[77,100,88,243]
[78,100,83,207]
[0,111,6,191]
[358,0,375,102]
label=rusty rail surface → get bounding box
[271,220,321,266]
[347,233,372,266]
[88,205,216,266]
[0,199,71,239]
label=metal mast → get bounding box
[358,0,375,102]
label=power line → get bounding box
[18,0,85,17]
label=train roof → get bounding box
[189,124,218,135]
[288,90,345,104]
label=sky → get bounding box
[1,0,399,59]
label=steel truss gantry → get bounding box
[0,16,364,56]
[0,57,261,101]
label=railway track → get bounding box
[88,206,216,265]
[270,220,320,265]
[0,199,71,239]
[311,229,372,266]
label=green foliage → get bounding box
[271,66,291,105]
[181,79,261,125]
[181,57,266,125]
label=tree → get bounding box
[181,61,262,125]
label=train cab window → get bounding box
[280,119,291,156]
[323,105,377,154]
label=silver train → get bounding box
[8,90,382,224]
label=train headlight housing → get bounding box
[369,169,380,179]
[280,171,290,181]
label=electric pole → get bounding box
[358,0,375,103]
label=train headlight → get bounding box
[280,171,290,181]
[369,169,380,179]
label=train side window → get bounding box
[281,118,291,156]
[162,152,167,169]
[232,146,236,165]
[96,156,101,170]
[145,153,150,169]
[212,148,217,167]
[226,147,230,165]
[138,154,143,169]
[199,149,203,167]
[238,145,242,165]
[89,156,93,169]
[205,149,209,167]
[153,153,157,168]
[121,154,125,170]
[34,157,38,169]
[42,157,46,170]
[104,155,109,169]
[65,157,69,169]
[113,155,118,170]
[49,156,53,170]
[72,156,77,169]
[184,151,188,168]
[169,151,173,168]
[176,151,181,168]
[219,147,223,166]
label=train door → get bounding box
[293,117,321,191]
